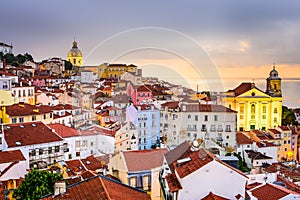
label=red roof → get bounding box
[165,173,182,192]
[227,82,266,97]
[250,183,300,200]
[4,122,63,147]
[42,175,150,200]
[122,148,168,172]
[81,155,106,171]
[48,124,80,138]
[161,101,179,109]
[236,132,253,144]
[5,103,53,116]
[202,191,230,200]
[0,150,26,163]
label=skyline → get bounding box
[1,0,300,107]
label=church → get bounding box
[223,65,282,131]
[67,40,83,67]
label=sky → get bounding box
[1,0,300,107]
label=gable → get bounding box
[237,87,270,98]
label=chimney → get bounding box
[54,181,66,196]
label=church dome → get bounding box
[67,40,82,57]
[268,64,280,80]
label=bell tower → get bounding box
[266,63,282,97]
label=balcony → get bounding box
[217,128,223,132]
[225,129,231,132]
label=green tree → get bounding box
[282,106,296,125]
[24,53,34,62]
[3,53,15,63]
[64,60,73,71]
[13,169,63,200]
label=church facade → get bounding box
[223,65,282,131]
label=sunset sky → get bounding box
[1,0,300,106]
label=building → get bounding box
[109,148,168,200]
[1,122,64,169]
[160,141,248,199]
[98,63,138,79]
[67,40,83,67]
[0,42,13,54]
[222,65,282,131]
[41,174,151,200]
[160,101,237,150]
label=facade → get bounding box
[11,84,35,105]
[67,40,83,67]
[1,122,64,169]
[160,141,248,200]
[160,101,237,150]
[109,148,168,200]
[0,42,13,54]
[222,66,282,131]
[98,63,138,79]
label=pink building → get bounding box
[128,85,153,105]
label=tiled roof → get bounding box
[250,183,300,200]
[0,150,26,163]
[4,122,63,147]
[161,101,179,110]
[65,159,85,177]
[236,132,253,144]
[42,175,150,200]
[268,129,281,135]
[81,155,106,171]
[201,191,230,200]
[266,163,300,178]
[53,112,72,119]
[256,141,277,148]
[174,149,214,178]
[227,82,252,96]
[181,103,237,113]
[277,175,300,192]
[51,103,80,110]
[48,124,80,138]
[165,173,182,192]
[5,103,53,116]
[135,85,151,92]
[245,150,272,160]
[279,126,290,131]
[122,148,168,172]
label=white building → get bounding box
[160,101,237,149]
[2,122,64,169]
[160,141,248,200]
[0,42,13,54]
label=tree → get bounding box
[282,106,297,126]
[64,60,73,71]
[13,169,63,200]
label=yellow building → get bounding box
[67,40,83,67]
[223,66,282,131]
[98,63,138,79]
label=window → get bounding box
[262,106,266,113]
[19,117,23,122]
[195,115,198,121]
[251,104,255,114]
[32,115,36,121]
[226,125,231,132]
[90,142,94,146]
[239,127,244,131]
[250,125,255,130]
[240,105,244,114]
[12,118,17,123]
[31,149,36,156]
[142,175,150,190]
[75,140,80,148]
[129,177,137,187]
[201,124,206,131]
[214,115,218,121]
[204,115,208,121]
[274,108,278,113]
[188,114,191,119]
[262,115,266,119]
[193,124,197,130]
[82,140,87,147]
[39,149,43,155]
[68,154,72,160]
[43,114,46,120]
[50,113,53,118]
[55,146,60,152]
[210,125,216,131]
[217,125,223,131]
[240,115,244,119]
[274,117,277,123]
[48,147,52,154]
[76,152,80,157]
[226,136,229,139]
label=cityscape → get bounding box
[1,1,300,200]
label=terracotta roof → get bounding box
[245,150,272,160]
[135,85,151,92]
[266,163,300,178]
[202,191,230,200]
[279,126,290,131]
[268,129,281,135]
[227,82,266,97]
[51,103,80,110]
[165,173,182,192]
[277,175,300,192]
[42,175,150,200]
[122,148,168,172]
[174,149,214,178]
[256,141,277,148]
[4,122,63,147]
[65,159,86,177]
[250,183,300,200]
[161,101,179,110]
[181,104,237,113]
[48,124,80,138]
[81,155,106,171]
[0,150,26,163]
[53,112,72,119]
[5,103,53,116]
[236,132,253,144]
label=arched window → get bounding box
[73,58,76,65]
[251,104,255,114]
